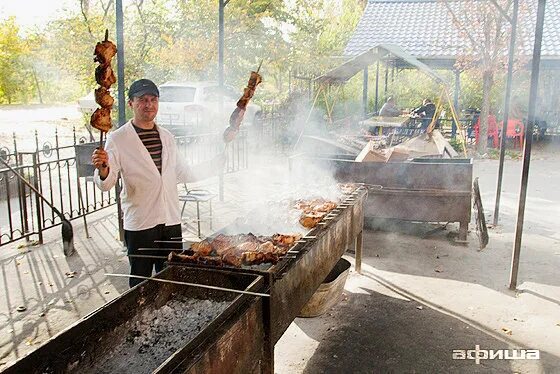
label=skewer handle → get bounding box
[99,131,107,168]
[104,29,109,42]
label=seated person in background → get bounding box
[412,98,436,130]
[379,97,401,117]
[510,96,526,122]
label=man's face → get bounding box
[129,94,159,122]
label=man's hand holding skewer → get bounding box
[92,148,109,179]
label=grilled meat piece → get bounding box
[94,87,114,108]
[271,234,302,248]
[95,64,116,88]
[295,199,337,213]
[294,198,337,229]
[299,212,326,229]
[198,256,223,266]
[228,107,246,129]
[222,251,243,267]
[168,251,223,266]
[257,241,275,253]
[191,240,213,256]
[210,234,235,255]
[313,201,337,212]
[90,108,112,132]
[93,40,117,65]
[242,251,278,265]
[168,251,198,263]
[236,241,259,253]
[248,71,262,89]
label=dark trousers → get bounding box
[124,224,182,288]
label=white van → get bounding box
[156,81,261,135]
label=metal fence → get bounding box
[0,126,249,247]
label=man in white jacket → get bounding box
[92,79,224,287]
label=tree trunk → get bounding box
[477,70,493,153]
[32,68,43,104]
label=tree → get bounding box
[0,17,34,104]
[443,0,526,153]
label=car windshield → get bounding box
[159,86,196,102]
[203,86,238,101]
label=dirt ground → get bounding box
[0,129,559,372]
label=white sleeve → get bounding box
[93,133,121,191]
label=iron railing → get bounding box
[0,126,249,247]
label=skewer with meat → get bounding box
[223,63,263,143]
[167,232,303,267]
[90,29,117,167]
[271,233,302,248]
[294,198,338,229]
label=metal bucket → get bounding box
[298,258,351,318]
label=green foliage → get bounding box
[0,0,533,122]
[0,17,34,104]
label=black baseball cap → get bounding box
[128,79,159,99]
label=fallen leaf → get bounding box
[104,290,110,294]
[434,265,443,273]
[501,327,513,335]
[65,271,77,279]
[416,306,424,310]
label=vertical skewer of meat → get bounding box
[91,29,117,167]
[223,61,263,143]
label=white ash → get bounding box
[84,296,230,374]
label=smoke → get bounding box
[213,96,346,236]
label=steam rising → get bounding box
[214,100,345,236]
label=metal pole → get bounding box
[494,0,519,226]
[362,67,369,118]
[115,0,126,241]
[218,0,225,90]
[384,63,389,99]
[374,61,380,113]
[116,0,125,127]
[32,152,43,244]
[218,0,226,202]
[509,0,546,290]
[453,70,461,138]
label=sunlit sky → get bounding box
[0,0,341,35]
[0,0,80,30]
